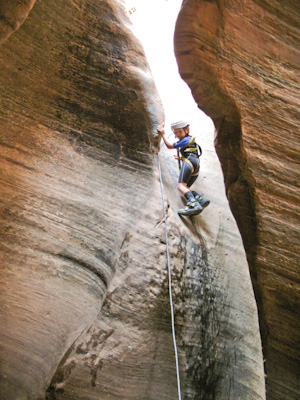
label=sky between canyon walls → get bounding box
[124,0,214,143]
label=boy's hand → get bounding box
[157,124,165,135]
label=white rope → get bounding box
[157,157,182,400]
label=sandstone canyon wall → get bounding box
[0,1,265,399]
[174,1,300,399]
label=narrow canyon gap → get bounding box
[0,0,296,400]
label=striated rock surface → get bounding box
[43,140,266,400]
[0,0,265,399]
[0,0,37,45]
[174,1,300,399]
[0,0,162,398]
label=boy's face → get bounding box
[174,127,189,139]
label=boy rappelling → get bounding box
[157,120,210,217]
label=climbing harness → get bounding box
[157,157,182,400]
[177,136,202,176]
[181,157,199,176]
[180,136,202,159]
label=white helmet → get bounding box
[171,120,189,130]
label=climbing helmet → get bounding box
[171,120,189,130]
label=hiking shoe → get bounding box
[178,201,203,217]
[195,194,210,209]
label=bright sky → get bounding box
[124,0,214,140]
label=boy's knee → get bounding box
[177,182,183,191]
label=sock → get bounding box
[184,191,195,202]
[192,191,200,198]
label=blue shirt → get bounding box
[173,136,190,149]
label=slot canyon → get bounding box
[0,1,299,399]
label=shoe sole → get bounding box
[178,208,203,217]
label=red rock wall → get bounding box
[174,1,300,399]
[0,0,266,399]
[0,0,162,398]
[0,0,37,44]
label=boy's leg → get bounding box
[186,160,210,209]
[177,190,203,216]
[177,161,202,216]
[191,190,210,209]
[177,181,191,196]
[187,175,198,188]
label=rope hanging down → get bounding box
[157,157,182,400]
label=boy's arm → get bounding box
[157,127,174,149]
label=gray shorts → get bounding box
[178,156,200,187]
